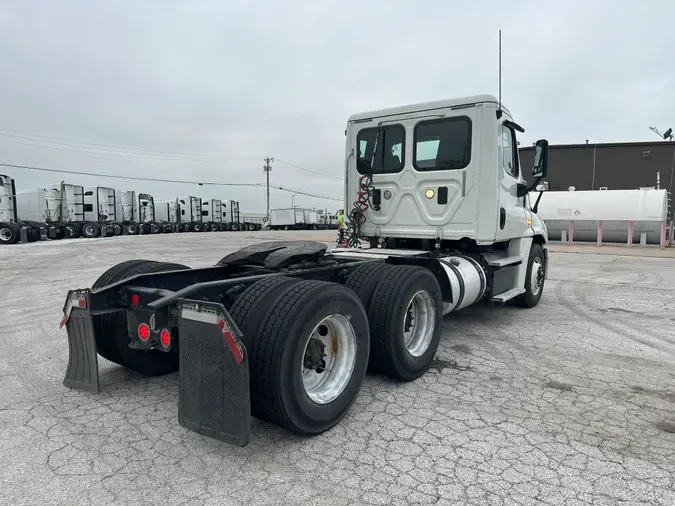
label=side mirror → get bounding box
[535,181,550,192]
[532,139,549,179]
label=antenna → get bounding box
[497,28,502,119]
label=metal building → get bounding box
[520,140,673,187]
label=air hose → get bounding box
[336,174,375,248]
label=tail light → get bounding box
[138,323,150,341]
[130,294,140,306]
[160,329,171,348]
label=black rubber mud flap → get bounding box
[177,300,251,447]
[61,290,100,393]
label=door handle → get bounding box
[499,208,506,230]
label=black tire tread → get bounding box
[368,265,443,380]
[251,280,327,429]
[515,243,545,308]
[344,262,395,308]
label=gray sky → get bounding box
[1,0,674,214]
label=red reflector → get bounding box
[76,299,86,308]
[217,319,225,331]
[160,329,170,347]
[138,323,150,341]
[131,294,140,306]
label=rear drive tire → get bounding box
[0,222,20,244]
[123,222,139,235]
[193,222,203,232]
[250,280,370,435]
[149,222,161,234]
[368,265,443,381]
[344,262,395,309]
[231,223,239,231]
[65,223,82,239]
[92,259,190,376]
[82,222,100,238]
[515,243,546,308]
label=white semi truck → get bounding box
[115,190,158,235]
[0,174,43,244]
[222,200,244,231]
[83,186,119,237]
[60,94,550,447]
[200,198,224,231]
[155,200,179,233]
[15,182,109,240]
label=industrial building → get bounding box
[519,140,674,194]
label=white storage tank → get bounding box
[535,188,669,244]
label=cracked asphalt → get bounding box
[1,231,674,506]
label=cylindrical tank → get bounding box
[535,188,669,244]
[439,255,486,314]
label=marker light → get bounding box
[160,329,171,348]
[425,189,435,199]
[138,323,151,341]
[131,294,140,306]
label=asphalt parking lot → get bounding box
[1,231,674,506]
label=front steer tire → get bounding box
[515,243,546,308]
[250,280,370,435]
[91,259,190,376]
[368,265,443,381]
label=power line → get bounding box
[274,157,343,181]
[0,162,342,201]
[0,128,262,161]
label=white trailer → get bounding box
[241,213,266,231]
[270,208,305,230]
[201,198,224,231]
[61,93,552,447]
[304,209,319,230]
[16,182,106,240]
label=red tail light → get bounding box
[138,323,150,341]
[131,294,140,306]
[160,329,171,348]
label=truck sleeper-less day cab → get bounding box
[60,95,550,446]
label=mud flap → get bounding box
[177,300,251,447]
[61,290,100,393]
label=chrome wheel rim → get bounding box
[301,314,357,405]
[530,258,544,296]
[403,290,436,357]
[0,227,12,241]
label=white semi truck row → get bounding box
[0,175,251,245]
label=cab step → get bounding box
[487,256,522,267]
[491,287,526,303]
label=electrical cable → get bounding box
[336,174,375,248]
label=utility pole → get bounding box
[263,157,274,222]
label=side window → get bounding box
[201,210,209,216]
[84,191,93,196]
[501,126,519,178]
[413,117,472,171]
[356,125,405,174]
[83,204,93,212]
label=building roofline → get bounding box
[519,140,674,151]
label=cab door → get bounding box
[496,122,530,241]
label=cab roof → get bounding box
[347,94,509,122]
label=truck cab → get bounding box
[345,94,548,251]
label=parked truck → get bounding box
[241,213,265,231]
[0,174,43,244]
[201,198,224,231]
[59,94,550,448]
[16,181,107,240]
[269,207,305,230]
[83,186,119,237]
[222,200,243,231]
[178,196,204,232]
[304,208,319,230]
[115,190,149,235]
[155,200,178,233]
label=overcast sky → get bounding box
[1,0,674,214]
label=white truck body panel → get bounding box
[115,190,136,222]
[345,94,541,245]
[17,183,85,222]
[84,186,116,222]
[201,199,223,223]
[295,208,305,224]
[135,194,155,223]
[304,209,319,224]
[0,174,17,223]
[155,200,177,223]
[177,196,202,223]
[270,208,296,227]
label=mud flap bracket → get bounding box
[177,299,250,447]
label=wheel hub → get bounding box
[303,336,326,371]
